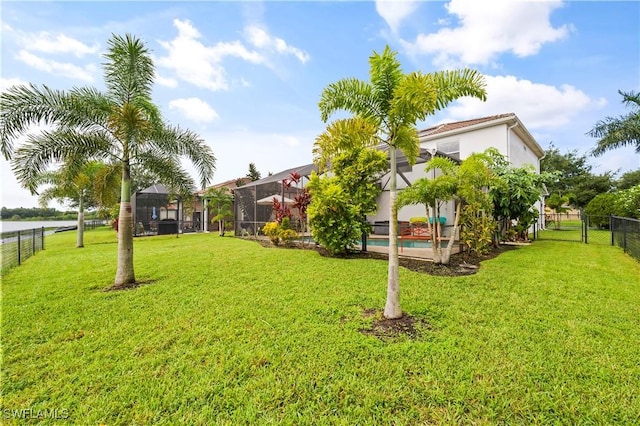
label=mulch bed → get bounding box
[252,237,516,277]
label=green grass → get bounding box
[2,228,640,424]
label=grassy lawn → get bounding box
[2,228,640,424]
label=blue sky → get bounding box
[1,0,639,209]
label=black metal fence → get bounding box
[1,227,45,274]
[611,216,640,262]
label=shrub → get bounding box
[585,193,618,228]
[262,221,299,246]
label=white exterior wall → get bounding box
[508,130,540,171]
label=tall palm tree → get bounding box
[1,34,216,288]
[589,90,640,156]
[317,46,486,318]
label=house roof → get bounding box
[419,113,545,158]
[238,163,318,188]
[196,177,251,195]
[138,183,170,194]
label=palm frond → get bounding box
[589,90,640,156]
[390,72,439,125]
[427,69,487,111]
[146,125,216,189]
[393,125,419,165]
[313,118,379,171]
[318,78,379,123]
[134,151,195,196]
[103,34,155,104]
[11,129,112,193]
[369,46,404,118]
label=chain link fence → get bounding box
[1,227,45,274]
[611,216,640,262]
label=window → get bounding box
[437,140,460,160]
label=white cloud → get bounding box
[2,25,100,58]
[157,19,309,91]
[375,0,419,34]
[169,98,220,124]
[20,32,100,57]
[16,50,96,82]
[244,25,310,63]
[0,77,28,91]
[443,75,606,129]
[156,19,264,91]
[404,0,570,67]
[155,72,178,88]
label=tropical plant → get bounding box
[307,147,387,256]
[397,157,458,264]
[487,149,551,241]
[316,45,486,318]
[262,218,298,246]
[205,187,233,236]
[589,90,640,156]
[1,34,216,288]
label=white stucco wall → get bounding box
[508,130,540,171]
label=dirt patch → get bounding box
[249,237,516,277]
[359,309,433,340]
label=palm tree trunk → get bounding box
[384,147,402,319]
[114,164,135,286]
[76,192,84,248]
[441,200,461,265]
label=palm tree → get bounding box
[589,90,640,156]
[317,45,486,318]
[36,160,120,248]
[1,34,216,288]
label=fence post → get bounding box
[584,215,589,244]
[623,218,627,253]
[42,227,45,250]
[17,231,21,265]
[32,227,36,254]
[610,215,614,246]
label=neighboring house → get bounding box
[368,113,545,232]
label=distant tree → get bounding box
[541,143,613,208]
[546,193,570,229]
[1,34,216,289]
[616,169,640,190]
[589,90,640,156]
[317,45,486,319]
[35,160,120,247]
[246,163,262,181]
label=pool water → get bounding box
[362,238,448,249]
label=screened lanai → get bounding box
[233,163,317,236]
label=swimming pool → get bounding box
[361,238,447,249]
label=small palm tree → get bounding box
[316,45,486,318]
[589,90,640,156]
[36,160,120,248]
[1,34,216,288]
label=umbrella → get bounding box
[256,194,296,205]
